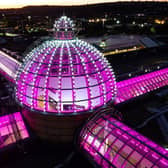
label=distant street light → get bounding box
[132,21,136,25]
[28,15,31,27]
[116,20,120,24]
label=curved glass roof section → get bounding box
[79,110,168,168]
[15,18,116,114]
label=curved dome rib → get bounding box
[66,41,76,113]
[69,41,93,110]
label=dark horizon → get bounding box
[0,1,168,10]
[0,2,168,18]
[1,1,168,9]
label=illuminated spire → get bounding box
[53,16,75,40]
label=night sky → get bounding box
[1,0,168,9]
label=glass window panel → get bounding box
[86,133,94,145]
[28,62,39,73]
[121,145,133,159]
[61,77,72,89]
[105,134,116,147]
[97,119,107,127]
[96,60,105,71]
[92,97,101,108]
[8,125,13,133]
[75,88,88,101]
[48,77,59,90]
[106,91,112,102]
[38,64,48,76]
[112,140,124,153]
[99,142,109,155]
[108,123,116,130]
[101,70,109,82]
[20,130,29,139]
[74,100,88,111]
[62,66,69,75]
[62,53,69,64]
[14,112,22,121]
[0,126,9,136]
[74,76,86,88]
[0,112,29,149]
[17,121,25,130]
[93,138,101,150]
[89,52,98,60]
[96,118,104,124]
[79,65,85,75]
[72,64,79,75]
[35,49,48,62]
[52,49,60,64]
[113,155,125,168]
[137,158,153,168]
[43,52,52,64]
[124,162,134,168]
[92,125,103,136]
[26,85,33,102]
[37,76,46,88]
[106,148,117,163]
[90,85,100,98]
[128,151,142,166]
[98,130,106,141]
[87,62,96,75]
[50,65,59,76]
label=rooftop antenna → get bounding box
[62,9,66,17]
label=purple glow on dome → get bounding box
[16,37,116,114]
[79,112,168,168]
[115,67,168,104]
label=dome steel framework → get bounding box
[15,16,116,114]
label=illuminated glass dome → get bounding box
[15,16,116,114]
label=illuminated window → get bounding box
[0,112,29,149]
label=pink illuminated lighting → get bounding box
[115,67,168,104]
[53,16,75,40]
[0,112,29,148]
[15,16,116,114]
[79,112,168,168]
[0,50,21,83]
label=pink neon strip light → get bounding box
[67,44,76,112]
[0,69,15,83]
[115,68,168,104]
[0,112,29,149]
[79,113,168,168]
